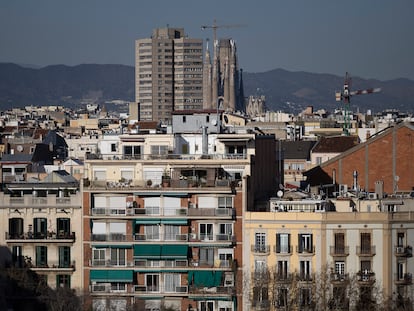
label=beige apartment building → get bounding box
[135,28,204,123]
[244,196,414,310]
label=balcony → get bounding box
[89,259,135,267]
[356,246,376,257]
[357,271,376,284]
[134,233,188,242]
[298,273,313,282]
[133,285,188,295]
[5,231,76,242]
[91,233,127,242]
[134,259,188,268]
[274,272,293,283]
[189,233,235,244]
[395,246,413,257]
[395,273,412,285]
[91,206,189,217]
[251,245,270,255]
[187,207,234,218]
[1,194,81,208]
[330,246,350,257]
[330,273,349,284]
[28,260,76,271]
[297,246,315,255]
[274,245,293,255]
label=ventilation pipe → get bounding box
[202,126,208,155]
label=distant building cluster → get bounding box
[1,26,414,311]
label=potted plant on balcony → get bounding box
[162,169,171,187]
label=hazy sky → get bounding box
[1,0,413,80]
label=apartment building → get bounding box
[243,195,414,311]
[81,123,278,310]
[135,28,204,123]
[0,170,83,291]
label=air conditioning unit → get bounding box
[189,233,198,241]
[396,247,405,254]
[368,193,378,200]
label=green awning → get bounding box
[160,219,188,225]
[134,219,161,225]
[161,245,188,258]
[188,270,223,287]
[90,270,133,282]
[134,244,161,258]
[134,244,188,259]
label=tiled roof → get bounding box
[312,135,359,153]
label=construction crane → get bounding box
[201,19,245,44]
[335,72,381,135]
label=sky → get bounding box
[1,0,413,81]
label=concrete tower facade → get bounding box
[135,28,203,123]
[203,38,243,112]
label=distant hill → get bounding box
[1,63,413,114]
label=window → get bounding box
[199,248,214,266]
[253,286,268,307]
[57,218,70,238]
[277,260,288,279]
[397,232,405,247]
[124,145,141,159]
[276,287,288,307]
[218,223,233,240]
[36,246,48,267]
[12,245,23,267]
[110,283,126,292]
[164,225,179,240]
[218,196,233,208]
[298,234,313,253]
[9,218,23,239]
[92,248,105,266]
[111,143,116,152]
[150,145,168,155]
[335,261,345,275]
[183,116,186,123]
[255,260,267,273]
[164,273,180,292]
[255,233,267,252]
[360,233,371,254]
[146,274,160,292]
[316,157,322,165]
[56,275,71,288]
[34,218,47,238]
[200,223,213,241]
[397,261,406,280]
[334,233,345,254]
[299,288,312,307]
[300,260,311,280]
[58,246,71,268]
[111,248,126,266]
[276,233,291,253]
[360,260,371,274]
[199,301,214,311]
[145,225,160,240]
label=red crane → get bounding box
[335,72,381,135]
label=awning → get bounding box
[161,245,188,258]
[90,270,133,282]
[134,244,161,258]
[160,219,188,225]
[134,244,188,259]
[134,219,161,225]
[188,270,223,287]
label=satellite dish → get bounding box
[277,190,284,198]
[211,119,217,126]
[17,145,23,152]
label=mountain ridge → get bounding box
[1,63,413,114]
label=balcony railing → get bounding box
[86,153,247,161]
[89,259,135,267]
[251,245,270,254]
[357,271,376,284]
[28,260,76,270]
[274,245,293,255]
[298,273,313,281]
[5,231,76,241]
[395,246,413,257]
[274,272,293,282]
[133,285,188,294]
[297,246,316,255]
[3,195,81,207]
[356,246,376,256]
[330,273,349,283]
[330,246,350,257]
[134,259,188,268]
[395,273,412,285]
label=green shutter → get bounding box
[133,244,162,258]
